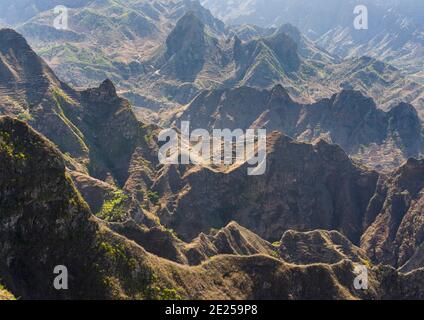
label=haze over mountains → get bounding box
[202,0,424,83]
[0,0,422,116]
[0,0,424,300]
[172,85,424,171]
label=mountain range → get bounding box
[0,0,422,118]
[0,0,424,300]
[170,84,424,171]
[201,0,424,83]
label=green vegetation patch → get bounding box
[147,190,160,205]
[0,130,27,161]
[97,190,129,222]
[0,283,16,300]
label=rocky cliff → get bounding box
[173,86,424,171]
[154,132,379,243]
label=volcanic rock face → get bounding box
[155,132,379,243]
[0,116,109,299]
[5,1,423,114]
[1,27,424,300]
[361,158,424,270]
[164,12,207,81]
[173,86,424,171]
[1,122,423,300]
[279,230,369,265]
[4,116,423,301]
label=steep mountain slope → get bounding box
[0,28,61,112]
[326,56,424,114]
[362,158,424,271]
[1,27,424,299]
[2,28,424,271]
[7,0,224,109]
[201,0,424,83]
[2,116,424,300]
[172,85,424,171]
[140,12,424,114]
[4,116,424,300]
[3,1,422,116]
[139,12,305,106]
[154,131,379,243]
[0,28,158,189]
[0,116,160,299]
[279,230,370,265]
[0,28,165,232]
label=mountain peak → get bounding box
[164,11,207,81]
[99,79,117,97]
[264,31,300,72]
[276,24,302,42]
[0,28,31,52]
[82,79,119,104]
[171,11,205,37]
[270,84,292,102]
[389,102,419,118]
[179,0,226,35]
[0,28,59,93]
[331,90,377,111]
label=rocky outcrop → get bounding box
[279,230,369,265]
[388,103,424,155]
[155,132,379,243]
[164,12,207,81]
[71,171,118,214]
[0,116,151,299]
[2,116,424,300]
[184,221,276,265]
[173,86,424,171]
[361,158,424,269]
[81,78,118,104]
[0,30,159,207]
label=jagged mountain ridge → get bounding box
[152,131,424,271]
[2,0,422,118]
[1,29,424,299]
[0,28,164,231]
[153,131,379,244]
[2,116,424,300]
[172,85,424,171]
[137,12,424,113]
[0,28,157,186]
[201,0,424,83]
[1,30,424,273]
[5,0,225,110]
